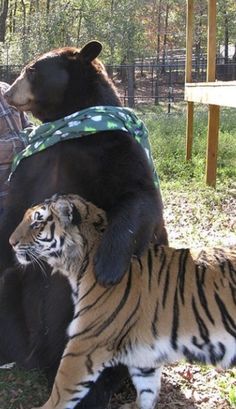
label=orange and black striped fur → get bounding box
[10,194,236,409]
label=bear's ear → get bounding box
[80,41,102,62]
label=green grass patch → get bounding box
[138,104,236,184]
[217,369,236,407]
[0,366,48,409]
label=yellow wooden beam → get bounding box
[206,0,220,187]
[185,81,236,108]
[186,102,194,160]
[185,0,194,160]
[206,105,220,187]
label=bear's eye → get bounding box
[26,67,36,81]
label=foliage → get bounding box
[0,0,236,65]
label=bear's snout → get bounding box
[3,87,14,104]
[3,73,35,111]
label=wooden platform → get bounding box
[185,0,235,187]
[185,81,236,108]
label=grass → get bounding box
[139,103,236,184]
[0,103,236,408]
[139,103,236,248]
[229,387,236,407]
[218,372,236,407]
[0,366,47,409]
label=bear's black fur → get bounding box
[1,41,168,408]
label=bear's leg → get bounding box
[0,268,31,366]
[76,365,128,409]
[94,192,159,286]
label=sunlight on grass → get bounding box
[217,369,236,407]
[229,387,236,407]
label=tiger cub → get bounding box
[10,194,236,409]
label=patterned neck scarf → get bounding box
[11,106,159,187]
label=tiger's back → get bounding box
[10,194,236,409]
[70,244,236,369]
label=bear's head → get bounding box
[5,41,121,122]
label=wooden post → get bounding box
[206,0,220,187]
[206,105,220,185]
[185,0,194,160]
[186,102,194,159]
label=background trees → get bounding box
[0,0,235,65]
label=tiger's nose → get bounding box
[9,235,19,247]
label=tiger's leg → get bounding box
[32,340,114,409]
[127,366,163,409]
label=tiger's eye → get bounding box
[30,221,41,229]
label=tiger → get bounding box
[9,193,236,409]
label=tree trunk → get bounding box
[161,3,169,73]
[76,0,85,46]
[223,5,229,64]
[195,2,204,80]
[46,0,50,14]
[12,0,18,33]
[0,0,9,42]
[156,0,162,65]
[155,0,162,104]
[109,0,115,67]
[20,0,26,36]
[29,0,35,15]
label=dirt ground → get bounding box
[110,363,235,409]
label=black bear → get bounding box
[1,41,168,407]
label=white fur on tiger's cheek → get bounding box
[15,252,31,266]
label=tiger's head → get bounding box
[9,194,107,274]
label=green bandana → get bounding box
[12,106,159,187]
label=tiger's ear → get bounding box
[51,199,81,227]
[71,203,82,225]
[80,41,102,62]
